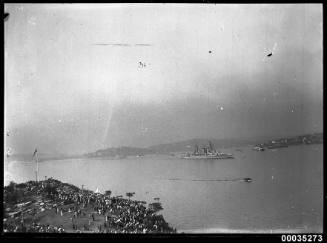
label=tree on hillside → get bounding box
[6,181,16,193]
[148,202,163,214]
[126,192,135,201]
[105,190,112,198]
[45,184,57,198]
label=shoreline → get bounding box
[179,227,323,234]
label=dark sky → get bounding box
[5,4,322,154]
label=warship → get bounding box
[181,141,234,160]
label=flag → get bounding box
[33,149,38,158]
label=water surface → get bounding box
[5,144,323,233]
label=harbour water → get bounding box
[4,144,323,233]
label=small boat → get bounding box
[243,178,252,182]
[252,146,265,151]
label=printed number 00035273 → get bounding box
[281,235,323,242]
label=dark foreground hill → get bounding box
[3,178,176,233]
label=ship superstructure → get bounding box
[182,141,234,159]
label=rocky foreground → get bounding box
[3,178,177,233]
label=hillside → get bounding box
[148,137,259,153]
[84,132,323,158]
[84,146,153,158]
[84,137,261,158]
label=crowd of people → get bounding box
[3,222,65,233]
[3,178,177,233]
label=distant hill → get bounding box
[85,132,323,158]
[11,133,322,161]
[84,137,261,158]
[84,146,153,158]
[148,137,259,153]
[257,132,323,148]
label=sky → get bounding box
[4,4,323,154]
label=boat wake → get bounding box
[161,178,252,182]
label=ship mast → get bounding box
[208,141,215,153]
[194,144,199,154]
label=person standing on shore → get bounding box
[71,217,76,230]
[20,214,24,229]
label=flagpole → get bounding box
[34,149,39,183]
[36,153,38,182]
